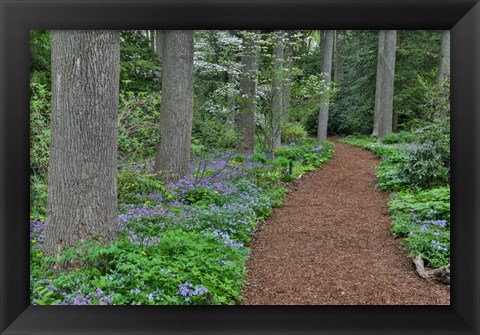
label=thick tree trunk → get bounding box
[373,30,397,139]
[272,30,285,149]
[237,31,258,154]
[317,30,334,142]
[334,30,346,84]
[437,30,450,87]
[154,30,194,183]
[45,30,120,259]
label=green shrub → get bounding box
[381,131,415,144]
[192,118,238,149]
[400,118,450,188]
[117,170,172,204]
[281,122,308,143]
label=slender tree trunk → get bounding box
[334,30,346,84]
[437,30,450,87]
[237,31,258,154]
[150,30,155,49]
[226,70,236,126]
[154,30,194,182]
[272,30,285,149]
[282,30,293,126]
[226,30,237,127]
[45,30,120,259]
[373,30,397,139]
[155,30,163,79]
[155,30,163,57]
[317,30,334,142]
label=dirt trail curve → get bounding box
[240,140,450,305]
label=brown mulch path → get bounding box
[240,140,450,305]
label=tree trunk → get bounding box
[44,30,120,259]
[237,31,258,154]
[150,30,155,49]
[154,30,194,183]
[334,30,346,84]
[272,30,285,149]
[226,30,237,127]
[373,30,397,140]
[282,31,293,126]
[317,30,334,142]
[155,30,163,79]
[226,70,236,126]
[437,30,450,87]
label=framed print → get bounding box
[1,0,479,334]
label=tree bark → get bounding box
[334,30,346,84]
[154,30,194,183]
[226,70,236,126]
[155,30,163,79]
[45,30,120,259]
[272,30,285,149]
[155,30,163,58]
[282,31,293,126]
[226,30,237,127]
[317,30,334,142]
[373,30,397,140]
[437,30,450,87]
[237,31,259,154]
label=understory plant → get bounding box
[30,139,334,305]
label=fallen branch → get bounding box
[413,254,450,284]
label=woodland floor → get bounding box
[240,140,450,305]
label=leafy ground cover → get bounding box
[339,131,450,269]
[30,139,334,305]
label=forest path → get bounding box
[240,140,450,305]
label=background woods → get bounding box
[29,29,450,305]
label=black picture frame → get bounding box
[1,0,479,334]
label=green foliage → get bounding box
[30,30,51,87]
[393,31,442,130]
[192,117,238,149]
[400,118,450,188]
[183,187,224,206]
[30,82,52,216]
[30,175,48,217]
[389,187,450,268]
[381,131,415,144]
[327,31,378,135]
[31,138,335,305]
[31,231,248,305]
[281,122,308,143]
[117,170,172,205]
[30,83,52,178]
[120,30,161,93]
[118,91,161,161]
[390,187,450,222]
